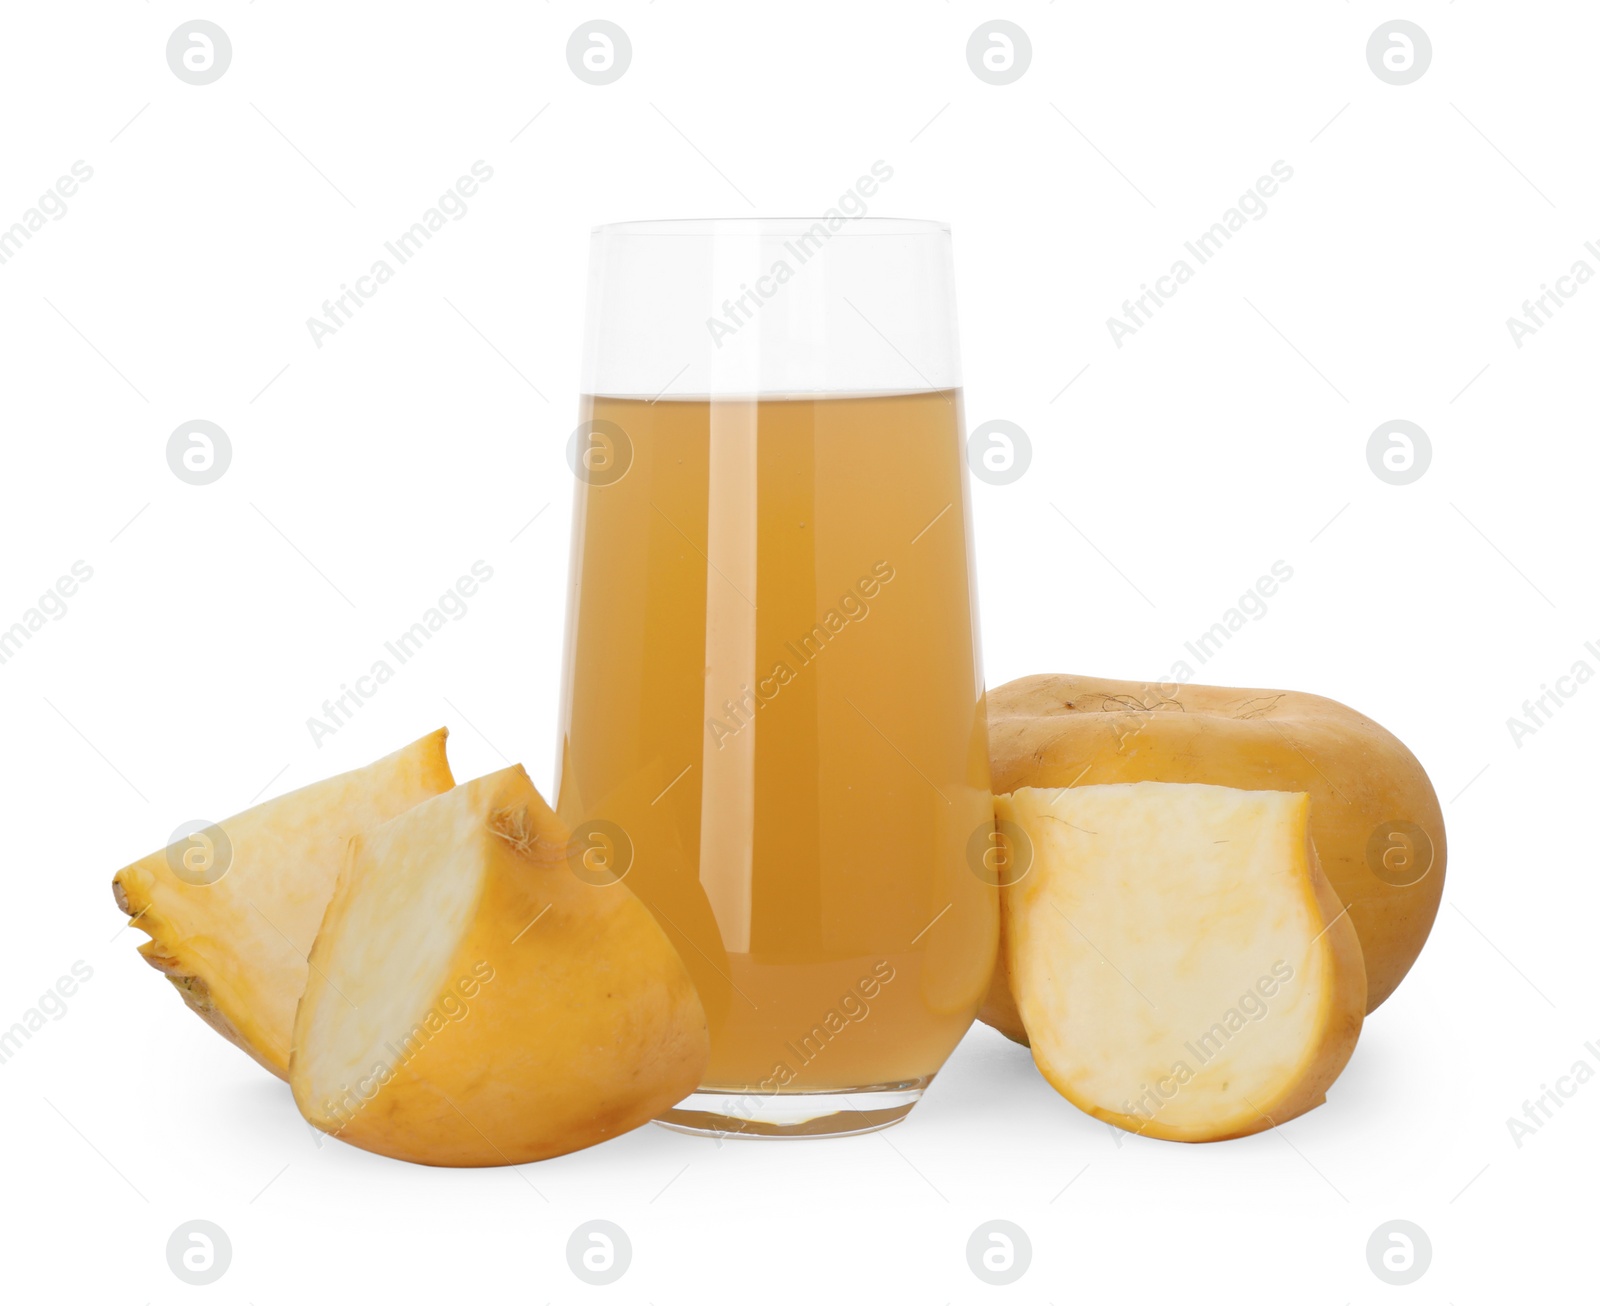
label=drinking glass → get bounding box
[556,218,994,1137]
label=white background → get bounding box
[1,2,1593,1301]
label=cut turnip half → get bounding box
[1001,781,1365,1142]
[291,764,708,1166]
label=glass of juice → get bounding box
[556,217,994,1137]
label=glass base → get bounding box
[654,1079,931,1139]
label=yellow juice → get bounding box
[555,389,994,1094]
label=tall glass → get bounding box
[556,218,993,1137]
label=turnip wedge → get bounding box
[291,764,708,1166]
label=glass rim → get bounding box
[590,216,950,237]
